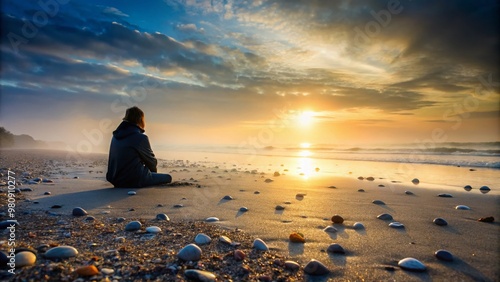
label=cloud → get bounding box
[102,7,129,17]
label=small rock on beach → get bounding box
[44,246,79,260]
[326,243,345,254]
[438,193,453,198]
[205,217,219,222]
[253,238,269,251]
[72,207,87,217]
[304,259,330,275]
[156,213,170,221]
[353,222,365,230]
[377,213,393,220]
[184,269,216,282]
[331,214,344,224]
[194,233,212,245]
[15,251,36,267]
[398,257,426,272]
[433,217,448,226]
[435,249,453,261]
[177,244,202,261]
[372,200,385,205]
[125,221,142,231]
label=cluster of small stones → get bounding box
[0,210,307,281]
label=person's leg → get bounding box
[146,172,172,186]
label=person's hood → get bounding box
[113,121,145,140]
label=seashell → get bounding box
[289,232,305,243]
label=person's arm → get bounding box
[137,135,158,172]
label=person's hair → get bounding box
[123,106,145,129]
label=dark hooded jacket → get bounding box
[106,121,157,187]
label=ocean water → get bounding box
[157,142,500,192]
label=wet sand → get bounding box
[1,149,499,281]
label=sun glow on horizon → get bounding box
[297,111,314,127]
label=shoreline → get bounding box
[1,149,499,281]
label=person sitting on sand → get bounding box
[106,106,172,188]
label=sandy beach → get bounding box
[1,149,499,281]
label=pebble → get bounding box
[464,185,472,191]
[389,222,405,228]
[128,191,137,195]
[405,191,414,195]
[156,213,170,221]
[438,193,453,198]
[44,246,78,259]
[234,250,246,261]
[146,226,162,233]
[412,178,420,184]
[173,204,184,208]
[264,178,273,183]
[274,171,281,176]
[219,236,232,244]
[358,189,365,192]
[125,221,142,231]
[478,216,494,223]
[72,207,88,216]
[44,191,51,195]
[358,176,364,180]
[239,207,249,212]
[289,232,305,243]
[433,217,448,226]
[177,244,202,261]
[195,233,212,245]
[303,259,330,275]
[253,238,269,251]
[15,251,36,267]
[323,226,338,233]
[116,217,126,223]
[398,257,426,272]
[284,260,300,271]
[480,186,491,193]
[456,205,471,210]
[372,200,385,205]
[254,191,261,194]
[76,265,99,276]
[222,195,233,200]
[327,243,345,254]
[184,269,216,282]
[85,216,95,221]
[0,220,19,229]
[205,217,219,222]
[101,268,115,275]
[331,214,344,224]
[353,222,365,230]
[275,205,285,211]
[114,237,126,243]
[377,213,393,220]
[435,249,453,261]
[366,177,375,181]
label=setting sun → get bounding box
[297,111,314,127]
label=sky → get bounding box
[1,0,499,152]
